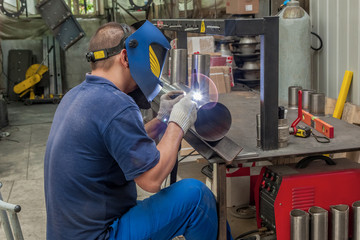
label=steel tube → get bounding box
[288,86,302,109]
[353,201,360,240]
[309,206,328,240]
[302,89,316,111]
[330,204,349,240]
[310,93,325,116]
[291,209,309,240]
[170,49,188,86]
[194,102,232,142]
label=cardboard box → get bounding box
[226,0,259,15]
[187,36,215,55]
[210,66,232,94]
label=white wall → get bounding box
[310,0,360,105]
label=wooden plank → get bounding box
[325,97,337,115]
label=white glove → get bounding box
[168,93,197,134]
[157,91,184,123]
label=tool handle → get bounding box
[295,155,336,169]
[290,90,303,133]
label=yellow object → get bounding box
[149,45,160,78]
[333,70,353,119]
[200,20,205,33]
[13,64,48,95]
[94,50,106,60]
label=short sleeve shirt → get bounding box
[44,74,160,240]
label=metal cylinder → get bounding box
[353,201,360,240]
[288,86,303,109]
[256,113,261,147]
[302,89,316,111]
[310,93,325,116]
[278,118,289,148]
[191,54,210,78]
[330,204,349,240]
[194,102,232,142]
[161,52,170,81]
[291,209,309,240]
[170,49,188,86]
[309,206,328,240]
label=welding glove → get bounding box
[168,93,197,134]
[156,91,185,123]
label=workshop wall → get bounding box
[310,0,360,105]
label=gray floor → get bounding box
[0,102,256,240]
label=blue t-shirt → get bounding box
[44,74,160,240]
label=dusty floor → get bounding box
[0,102,257,240]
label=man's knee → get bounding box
[174,179,215,206]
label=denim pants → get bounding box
[108,178,227,240]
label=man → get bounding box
[44,20,219,240]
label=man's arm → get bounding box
[135,93,197,193]
[135,122,183,192]
[144,118,167,140]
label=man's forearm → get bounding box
[145,117,167,139]
[135,122,183,192]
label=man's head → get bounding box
[87,20,171,102]
[88,22,129,71]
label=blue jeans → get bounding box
[108,179,222,240]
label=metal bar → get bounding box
[49,37,56,96]
[216,163,227,240]
[43,37,50,98]
[260,16,279,150]
[0,190,14,240]
[55,40,63,96]
[177,31,187,49]
[8,212,24,240]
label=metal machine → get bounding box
[255,158,360,240]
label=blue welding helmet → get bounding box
[126,20,171,102]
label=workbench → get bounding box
[211,91,360,240]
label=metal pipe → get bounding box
[194,102,232,142]
[290,209,309,240]
[288,86,302,109]
[302,89,315,111]
[310,93,325,116]
[256,113,261,148]
[170,49,188,85]
[309,206,328,240]
[353,201,360,240]
[330,204,349,240]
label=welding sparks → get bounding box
[192,91,203,101]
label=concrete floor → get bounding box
[0,102,257,240]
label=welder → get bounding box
[44,20,222,240]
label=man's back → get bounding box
[44,75,159,239]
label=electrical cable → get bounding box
[178,149,198,163]
[311,132,330,143]
[311,31,323,51]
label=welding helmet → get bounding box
[86,20,170,102]
[125,20,170,101]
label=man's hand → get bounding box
[156,91,184,123]
[168,93,197,134]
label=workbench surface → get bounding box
[219,91,360,162]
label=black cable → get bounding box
[311,31,323,51]
[311,132,330,143]
[235,229,259,240]
[178,150,197,163]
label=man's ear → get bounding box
[119,49,129,68]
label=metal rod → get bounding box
[290,209,309,240]
[353,201,360,240]
[330,204,349,240]
[309,206,328,240]
[116,2,139,22]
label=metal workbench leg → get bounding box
[217,163,227,240]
